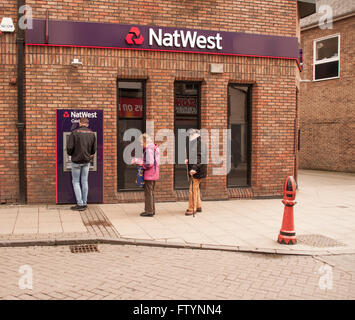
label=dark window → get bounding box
[117,80,145,191]
[174,81,200,189]
[227,84,251,187]
[315,61,339,80]
[314,35,340,81]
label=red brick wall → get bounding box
[300,17,355,172]
[1,0,299,203]
[0,1,18,203]
[26,0,297,37]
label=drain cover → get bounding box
[297,234,345,248]
[70,244,99,253]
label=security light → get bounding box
[71,58,83,67]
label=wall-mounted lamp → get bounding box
[71,58,83,67]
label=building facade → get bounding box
[0,1,314,204]
[299,0,355,172]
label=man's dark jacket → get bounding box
[67,126,96,164]
[187,136,207,179]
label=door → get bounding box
[117,80,145,191]
[174,81,200,189]
[227,84,251,187]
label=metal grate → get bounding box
[70,244,99,254]
[297,234,346,248]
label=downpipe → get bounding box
[17,0,26,204]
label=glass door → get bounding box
[117,80,145,191]
[174,82,200,189]
[227,84,251,187]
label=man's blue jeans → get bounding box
[71,162,90,206]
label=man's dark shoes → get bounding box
[140,212,155,217]
[71,205,87,211]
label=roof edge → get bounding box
[301,10,355,31]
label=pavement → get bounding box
[1,169,355,256]
[1,245,354,300]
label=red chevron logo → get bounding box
[125,27,144,45]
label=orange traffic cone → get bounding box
[278,176,297,245]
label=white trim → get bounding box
[313,33,340,43]
[313,34,340,81]
[313,75,340,82]
[314,56,339,64]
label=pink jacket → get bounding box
[134,143,160,181]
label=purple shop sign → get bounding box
[26,19,301,66]
[56,109,104,204]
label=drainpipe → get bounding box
[17,0,26,204]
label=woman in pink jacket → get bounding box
[132,134,160,217]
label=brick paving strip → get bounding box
[80,205,119,238]
[0,245,354,300]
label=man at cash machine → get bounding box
[66,117,96,211]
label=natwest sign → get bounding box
[125,27,223,51]
[71,111,98,118]
[26,20,301,68]
[149,29,222,50]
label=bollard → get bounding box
[278,176,297,245]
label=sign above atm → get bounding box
[26,19,300,64]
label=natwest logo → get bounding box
[124,26,223,51]
[149,28,223,50]
[71,111,97,118]
[125,27,144,45]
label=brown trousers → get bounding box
[188,178,202,212]
[144,180,156,214]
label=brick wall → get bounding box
[1,0,299,203]
[0,1,18,203]
[300,16,355,172]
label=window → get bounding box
[314,35,340,81]
[117,80,145,191]
[174,81,201,189]
[227,84,251,187]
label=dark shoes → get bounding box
[71,205,87,211]
[185,208,202,216]
[140,212,155,217]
